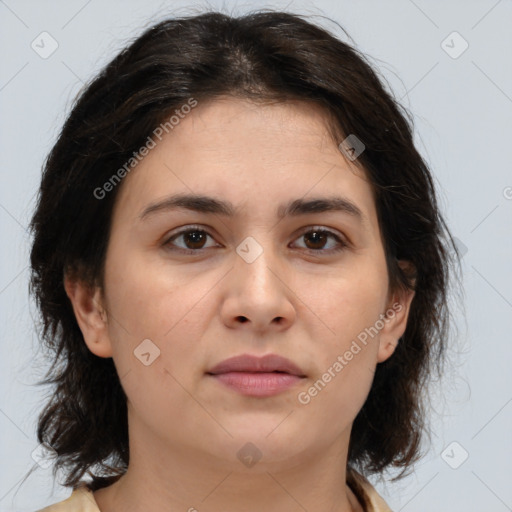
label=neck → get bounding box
[93,419,362,512]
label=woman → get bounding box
[30,10,456,512]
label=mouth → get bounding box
[206,353,306,397]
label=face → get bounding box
[67,97,414,471]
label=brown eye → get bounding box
[164,227,218,252]
[303,230,329,250]
[181,230,208,249]
[292,228,347,254]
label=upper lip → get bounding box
[207,354,306,377]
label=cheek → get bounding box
[103,242,217,337]
[102,247,222,386]
[299,357,376,442]
[319,266,389,346]
[304,258,388,399]
[292,298,380,446]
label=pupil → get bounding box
[306,231,325,249]
[186,231,205,248]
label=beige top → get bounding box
[37,473,392,512]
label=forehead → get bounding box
[111,97,378,229]
[180,97,341,160]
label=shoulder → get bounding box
[349,470,393,512]
[35,485,100,512]
[34,475,392,512]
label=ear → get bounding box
[63,274,113,358]
[377,260,416,363]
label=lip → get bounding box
[206,354,307,397]
[207,353,306,376]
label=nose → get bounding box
[220,240,296,333]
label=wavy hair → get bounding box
[29,10,459,491]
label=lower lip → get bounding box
[209,372,304,397]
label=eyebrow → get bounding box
[139,193,365,223]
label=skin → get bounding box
[65,97,415,512]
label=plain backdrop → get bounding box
[1,1,511,511]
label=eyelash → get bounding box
[162,224,348,255]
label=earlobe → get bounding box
[377,294,413,363]
[63,275,113,358]
[377,263,416,363]
[377,336,399,363]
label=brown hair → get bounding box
[29,10,459,490]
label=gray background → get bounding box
[1,0,511,511]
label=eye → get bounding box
[162,225,348,255]
[163,225,219,253]
[291,227,347,254]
